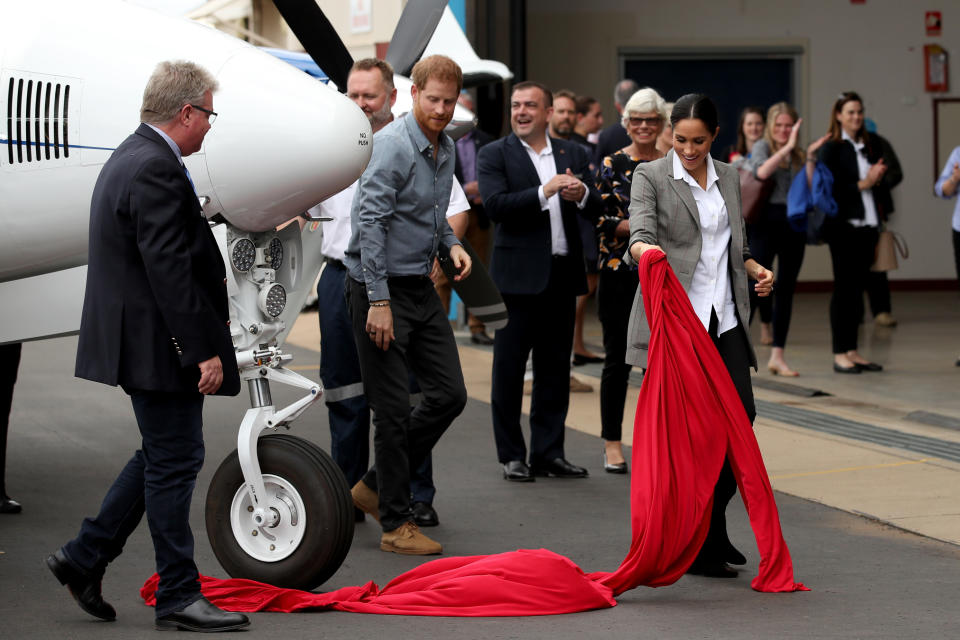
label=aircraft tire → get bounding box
[205,434,353,590]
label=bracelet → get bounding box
[369,301,390,308]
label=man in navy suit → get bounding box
[47,61,249,633]
[478,81,600,482]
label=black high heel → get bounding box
[602,448,628,474]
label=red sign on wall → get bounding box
[927,11,942,36]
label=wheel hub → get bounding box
[229,473,305,562]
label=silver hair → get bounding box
[621,88,667,128]
[140,60,218,124]
[613,79,639,109]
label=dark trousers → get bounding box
[698,311,757,563]
[747,204,806,348]
[491,256,577,465]
[318,264,435,503]
[0,342,22,498]
[953,230,960,286]
[826,222,879,354]
[597,267,638,442]
[346,276,466,532]
[866,271,892,316]
[63,390,205,617]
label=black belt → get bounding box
[324,257,345,270]
[387,274,432,288]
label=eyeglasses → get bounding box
[190,104,217,124]
[627,116,661,127]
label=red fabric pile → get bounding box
[142,249,807,615]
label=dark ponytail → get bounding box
[670,93,719,133]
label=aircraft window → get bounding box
[34,80,42,161]
[25,80,33,162]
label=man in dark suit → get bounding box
[454,91,496,345]
[593,79,638,168]
[478,81,600,482]
[47,61,249,633]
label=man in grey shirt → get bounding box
[343,55,471,556]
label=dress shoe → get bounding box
[380,521,442,555]
[1,495,21,513]
[833,362,861,374]
[155,596,249,632]
[686,560,739,578]
[531,457,589,478]
[569,375,593,392]
[572,353,603,366]
[874,312,898,327]
[855,361,883,372]
[602,450,628,474]
[412,501,439,527]
[502,460,535,482]
[470,331,495,346]
[46,550,116,621]
[723,543,747,566]
[351,479,380,522]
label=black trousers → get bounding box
[346,276,466,532]
[491,256,577,465]
[826,221,879,354]
[597,267,638,442]
[62,390,205,617]
[747,204,806,348]
[866,271,892,316]
[697,311,757,564]
[0,342,22,498]
[953,230,960,286]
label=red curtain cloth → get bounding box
[141,250,806,615]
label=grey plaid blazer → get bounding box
[622,150,757,370]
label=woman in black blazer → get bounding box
[818,92,889,373]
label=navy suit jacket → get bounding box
[75,123,240,396]
[477,133,600,296]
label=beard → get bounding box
[367,99,393,129]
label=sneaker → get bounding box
[874,312,898,327]
[351,480,379,522]
[569,375,593,393]
[380,521,442,555]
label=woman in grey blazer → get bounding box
[624,94,774,579]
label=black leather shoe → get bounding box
[686,560,739,578]
[723,543,747,566]
[502,460,535,482]
[46,550,116,621]
[833,363,861,374]
[156,596,250,632]
[470,331,495,346]
[856,361,883,372]
[572,353,603,366]
[412,501,439,527]
[531,458,589,478]
[1,496,22,513]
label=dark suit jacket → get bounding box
[593,122,631,168]
[819,132,902,223]
[75,123,240,396]
[477,132,600,296]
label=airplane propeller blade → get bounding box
[271,0,353,90]
[384,0,448,77]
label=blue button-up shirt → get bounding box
[935,145,960,233]
[344,112,459,301]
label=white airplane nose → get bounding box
[200,48,372,232]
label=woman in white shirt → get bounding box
[626,93,773,579]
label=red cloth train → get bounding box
[142,249,807,615]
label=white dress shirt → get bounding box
[842,130,879,228]
[672,152,738,336]
[310,179,468,261]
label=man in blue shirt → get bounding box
[343,55,470,556]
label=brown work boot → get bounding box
[380,521,442,555]
[351,480,379,522]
